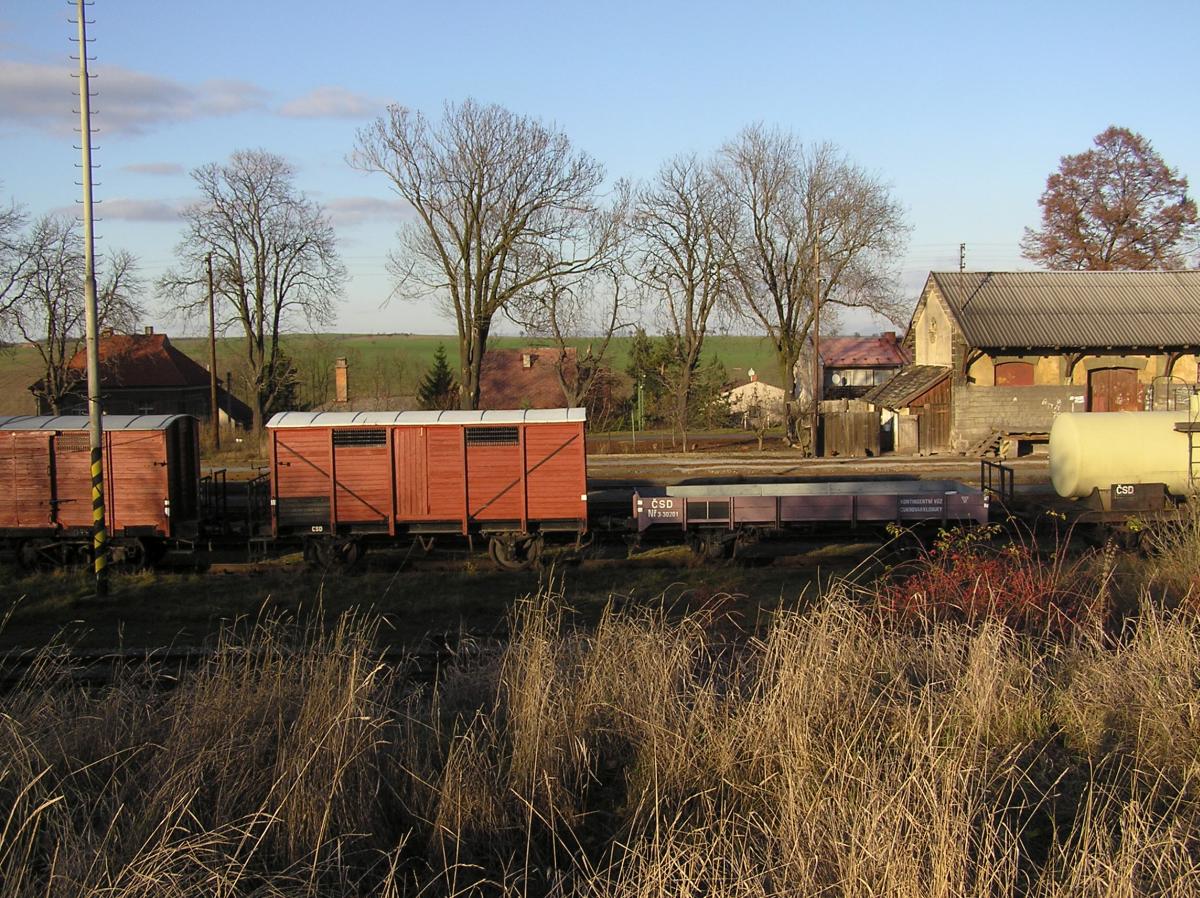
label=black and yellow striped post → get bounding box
[90,444,108,595]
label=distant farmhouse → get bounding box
[478,347,578,409]
[866,271,1200,454]
[817,332,909,400]
[724,369,786,427]
[30,329,252,427]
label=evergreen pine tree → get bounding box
[417,344,458,410]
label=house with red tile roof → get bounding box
[477,347,577,409]
[29,330,252,427]
[815,332,909,400]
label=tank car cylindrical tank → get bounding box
[1049,411,1192,498]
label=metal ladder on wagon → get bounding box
[1174,387,1200,494]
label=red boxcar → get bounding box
[266,408,587,568]
[0,414,200,565]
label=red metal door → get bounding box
[994,361,1035,386]
[1088,368,1141,412]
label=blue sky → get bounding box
[3,0,1198,336]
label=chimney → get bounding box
[522,352,534,369]
[883,331,896,343]
[335,357,349,403]
[144,325,154,335]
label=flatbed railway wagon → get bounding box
[266,408,588,569]
[632,480,991,558]
[0,414,200,566]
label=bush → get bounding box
[878,525,1104,637]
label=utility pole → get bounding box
[810,240,821,459]
[74,0,107,596]
[207,253,220,449]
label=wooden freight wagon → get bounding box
[0,414,200,566]
[266,408,588,569]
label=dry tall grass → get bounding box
[4,575,1200,896]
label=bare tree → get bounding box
[634,154,737,451]
[1022,126,1199,270]
[351,99,627,409]
[12,215,142,412]
[159,150,346,431]
[506,265,632,409]
[719,126,907,443]
[0,197,33,329]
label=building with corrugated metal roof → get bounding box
[867,271,1200,454]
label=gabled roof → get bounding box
[862,365,949,409]
[820,333,909,368]
[478,348,575,409]
[79,333,213,387]
[928,270,1200,349]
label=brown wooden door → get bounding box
[1088,368,1141,412]
[0,432,53,528]
[911,378,951,453]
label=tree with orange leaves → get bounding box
[1022,126,1198,270]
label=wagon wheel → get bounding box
[304,538,363,571]
[488,533,543,572]
[16,539,43,570]
[121,538,147,570]
[689,531,731,562]
[304,538,337,570]
[338,539,364,568]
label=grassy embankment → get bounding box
[4,518,1200,895]
[0,333,783,418]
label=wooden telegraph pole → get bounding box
[75,0,107,595]
[207,253,220,448]
[810,240,821,458]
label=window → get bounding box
[465,426,519,446]
[56,432,89,452]
[332,428,387,447]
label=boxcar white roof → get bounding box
[0,414,190,432]
[265,408,587,428]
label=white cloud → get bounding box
[78,197,185,223]
[280,86,383,119]
[122,162,185,176]
[0,60,269,136]
[325,195,411,227]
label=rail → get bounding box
[980,459,1014,504]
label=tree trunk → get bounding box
[780,351,800,445]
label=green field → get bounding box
[0,332,785,416]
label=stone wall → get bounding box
[951,384,1085,451]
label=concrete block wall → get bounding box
[951,385,1085,451]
